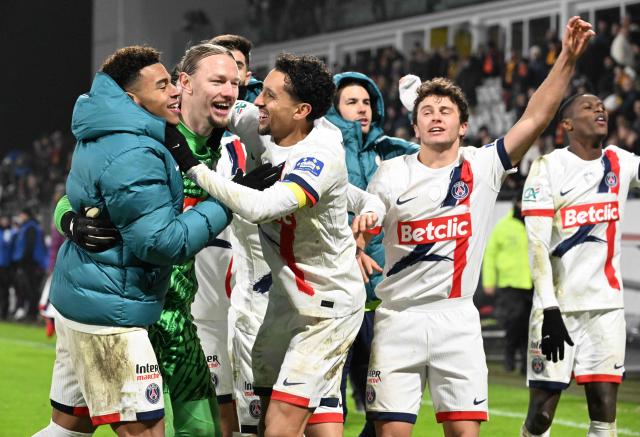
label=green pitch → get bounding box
[1,321,639,436]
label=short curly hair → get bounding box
[275,53,335,121]
[101,45,161,91]
[412,77,469,125]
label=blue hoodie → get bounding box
[50,72,231,327]
[325,72,418,303]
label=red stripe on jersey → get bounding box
[232,138,247,172]
[575,374,622,384]
[435,411,488,423]
[307,412,344,424]
[522,209,555,217]
[450,161,473,299]
[271,390,310,407]
[604,150,621,290]
[278,214,314,296]
[366,226,382,235]
[91,412,121,425]
[183,196,207,212]
[225,256,234,298]
[73,406,90,416]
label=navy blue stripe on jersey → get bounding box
[387,243,452,276]
[225,142,240,176]
[598,153,612,193]
[217,394,234,404]
[283,173,320,204]
[367,411,417,424]
[494,137,512,170]
[441,165,463,207]
[253,273,272,294]
[137,409,164,421]
[529,380,570,391]
[551,224,605,257]
[205,238,232,249]
[319,397,340,407]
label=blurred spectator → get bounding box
[11,208,48,321]
[482,194,533,374]
[0,215,13,320]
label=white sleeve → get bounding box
[187,164,300,224]
[366,163,393,226]
[347,183,385,226]
[227,100,267,171]
[525,215,558,309]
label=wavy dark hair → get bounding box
[101,45,161,91]
[412,77,469,125]
[275,53,335,121]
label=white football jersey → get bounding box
[522,146,640,312]
[191,136,242,322]
[369,140,513,309]
[258,118,366,318]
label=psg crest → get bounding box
[249,399,261,418]
[605,171,618,188]
[451,181,470,200]
[531,357,545,374]
[365,384,376,404]
[145,383,161,404]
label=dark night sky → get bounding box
[0,1,92,155]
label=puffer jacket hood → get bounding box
[325,71,386,148]
[71,72,166,144]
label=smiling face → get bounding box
[180,54,240,129]
[337,83,373,135]
[127,63,181,124]
[254,69,302,142]
[413,94,467,150]
[562,94,608,143]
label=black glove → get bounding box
[232,162,284,191]
[60,209,121,253]
[165,123,200,171]
[540,307,574,362]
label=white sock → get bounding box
[520,423,551,437]
[32,420,93,437]
[587,420,616,437]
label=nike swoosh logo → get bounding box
[473,398,486,405]
[282,378,305,387]
[614,363,624,369]
[396,196,417,205]
[560,187,575,196]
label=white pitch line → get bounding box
[421,400,640,436]
[0,336,55,350]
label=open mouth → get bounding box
[595,114,606,125]
[258,109,269,124]
[428,127,445,133]
[168,102,181,114]
[212,102,231,117]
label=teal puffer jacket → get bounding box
[325,72,418,302]
[50,72,231,327]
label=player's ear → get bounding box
[459,121,468,137]
[179,72,193,95]
[413,123,420,141]
[561,118,573,132]
[293,102,312,121]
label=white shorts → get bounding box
[50,314,164,425]
[251,290,362,412]
[195,318,234,402]
[366,299,488,424]
[527,308,625,389]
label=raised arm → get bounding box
[503,17,594,165]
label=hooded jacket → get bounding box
[325,72,418,302]
[50,72,231,327]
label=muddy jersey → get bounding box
[522,146,640,312]
[369,139,513,309]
